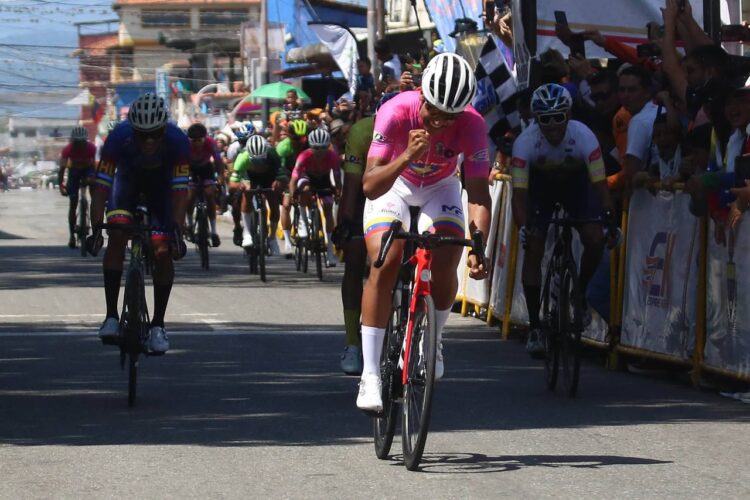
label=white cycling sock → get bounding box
[282,229,291,242]
[210,218,217,235]
[435,308,451,345]
[241,212,253,238]
[186,213,193,227]
[361,326,386,377]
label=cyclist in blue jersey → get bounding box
[90,93,190,354]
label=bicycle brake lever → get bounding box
[374,220,402,268]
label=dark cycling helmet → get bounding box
[187,123,208,139]
[375,91,399,113]
[308,128,330,148]
[128,93,168,132]
[70,126,88,141]
[246,134,270,159]
[530,83,572,115]
[288,119,308,137]
[421,53,476,113]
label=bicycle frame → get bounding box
[401,247,432,386]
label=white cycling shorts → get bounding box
[363,175,465,241]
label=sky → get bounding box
[0,0,119,119]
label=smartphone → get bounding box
[637,43,661,58]
[485,1,496,20]
[721,24,750,42]
[554,10,568,27]
[734,155,750,188]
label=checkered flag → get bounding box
[473,36,521,146]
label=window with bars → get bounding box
[199,9,248,27]
[141,10,190,28]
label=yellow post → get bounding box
[692,215,708,388]
[486,305,495,326]
[502,223,519,339]
[608,196,630,370]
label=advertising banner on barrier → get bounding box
[704,218,750,378]
[462,180,506,308]
[621,190,699,360]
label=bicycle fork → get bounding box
[401,249,432,386]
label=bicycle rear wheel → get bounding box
[374,285,404,459]
[402,294,437,471]
[78,196,88,257]
[558,266,582,398]
[197,208,210,270]
[259,201,267,282]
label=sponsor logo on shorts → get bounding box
[441,204,463,216]
[589,147,602,162]
[347,154,361,164]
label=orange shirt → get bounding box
[612,106,632,164]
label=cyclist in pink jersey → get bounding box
[356,53,492,412]
[290,128,342,267]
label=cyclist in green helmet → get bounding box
[276,119,309,256]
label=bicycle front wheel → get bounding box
[124,268,145,407]
[542,263,559,391]
[402,294,437,471]
[374,286,404,459]
[259,202,267,282]
[78,197,88,257]
[558,266,582,398]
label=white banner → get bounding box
[309,23,359,98]
[535,0,705,57]
[621,190,699,359]
[704,217,750,377]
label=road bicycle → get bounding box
[97,208,159,407]
[538,206,608,398]
[372,218,484,471]
[244,186,274,282]
[191,188,210,270]
[293,188,332,281]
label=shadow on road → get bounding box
[0,325,747,451]
[396,453,673,474]
[0,245,343,290]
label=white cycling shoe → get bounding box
[241,234,254,249]
[148,326,170,354]
[98,317,119,342]
[356,374,383,412]
[435,343,444,380]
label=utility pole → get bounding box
[260,0,269,125]
[368,0,378,81]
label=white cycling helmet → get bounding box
[70,126,88,141]
[246,134,270,159]
[127,93,168,132]
[308,128,330,148]
[421,53,477,114]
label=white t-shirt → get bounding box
[227,141,243,162]
[625,101,660,163]
[383,54,402,82]
[721,128,747,174]
[649,145,682,179]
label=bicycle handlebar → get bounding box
[245,187,276,195]
[374,219,485,269]
[96,223,152,234]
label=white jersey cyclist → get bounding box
[511,119,606,189]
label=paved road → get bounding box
[1,190,748,499]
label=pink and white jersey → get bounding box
[292,148,341,179]
[367,91,490,187]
